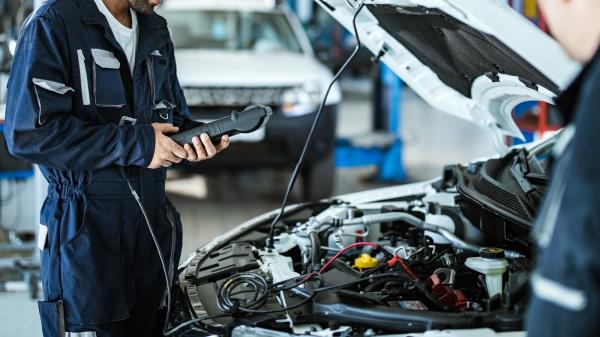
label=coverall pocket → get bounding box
[38,300,65,337]
[152,100,176,124]
[39,196,63,302]
[32,78,74,126]
[91,49,126,108]
[59,198,129,325]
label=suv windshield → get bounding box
[162,9,303,53]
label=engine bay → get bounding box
[172,140,555,337]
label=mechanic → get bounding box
[4,0,229,336]
[526,0,600,336]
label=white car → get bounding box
[159,0,341,200]
[167,1,581,337]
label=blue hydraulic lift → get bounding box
[287,0,407,182]
[335,64,406,182]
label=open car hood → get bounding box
[316,0,580,152]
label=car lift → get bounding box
[335,63,406,182]
[287,0,407,182]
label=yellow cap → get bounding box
[353,254,379,272]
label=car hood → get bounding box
[175,49,341,103]
[175,50,324,87]
[317,0,581,152]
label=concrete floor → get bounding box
[0,83,497,336]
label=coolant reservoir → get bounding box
[465,248,509,299]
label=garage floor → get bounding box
[0,83,497,336]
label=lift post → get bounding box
[377,64,405,181]
[335,63,406,182]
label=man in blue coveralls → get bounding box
[527,0,600,336]
[5,0,230,336]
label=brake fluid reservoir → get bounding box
[465,248,509,299]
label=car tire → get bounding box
[303,152,335,201]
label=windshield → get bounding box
[162,9,303,53]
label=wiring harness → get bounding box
[213,240,438,318]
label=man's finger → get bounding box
[192,136,208,159]
[184,144,197,161]
[201,133,217,157]
[161,148,182,164]
[160,160,173,168]
[170,141,188,159]
[215,135,230,152]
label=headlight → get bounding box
[281,82,322,117]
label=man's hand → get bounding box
[183,133,230,162]
[148,123,188,169]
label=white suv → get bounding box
[159,0,340,200]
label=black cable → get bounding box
[121,168,195,336]
[267,3,366,248]
[238,292,316,314]
[163,313,230,336]
[216,272,270,314]
[234,273,421,316]
[214,271,325,316]
[270,275,311,292]
[361,264,387,279]
[308,230,322,268]
[233,275,325,315]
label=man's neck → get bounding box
[102,0,132,28]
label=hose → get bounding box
[308,231,322,268]
[343,212,524,259]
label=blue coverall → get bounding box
[526,48,600,335]
[5,0,199,335]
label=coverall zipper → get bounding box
[77,49,91,106]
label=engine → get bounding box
[174,178,534,337]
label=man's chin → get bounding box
[134,7,155,15]
[141,7,155,15]
[129,0,157,15]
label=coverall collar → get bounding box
[78,0,168,68]
[79,0,166,30]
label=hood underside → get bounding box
[316,0,581,152]
[369,5,558,98]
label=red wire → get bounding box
[319,242,382,274]
[303,242,381,280]
[399,258,418,280]
[304,241,419,281]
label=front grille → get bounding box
[188,106,280,119]
[183,86,292,107]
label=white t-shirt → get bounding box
[93,0,138,74]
